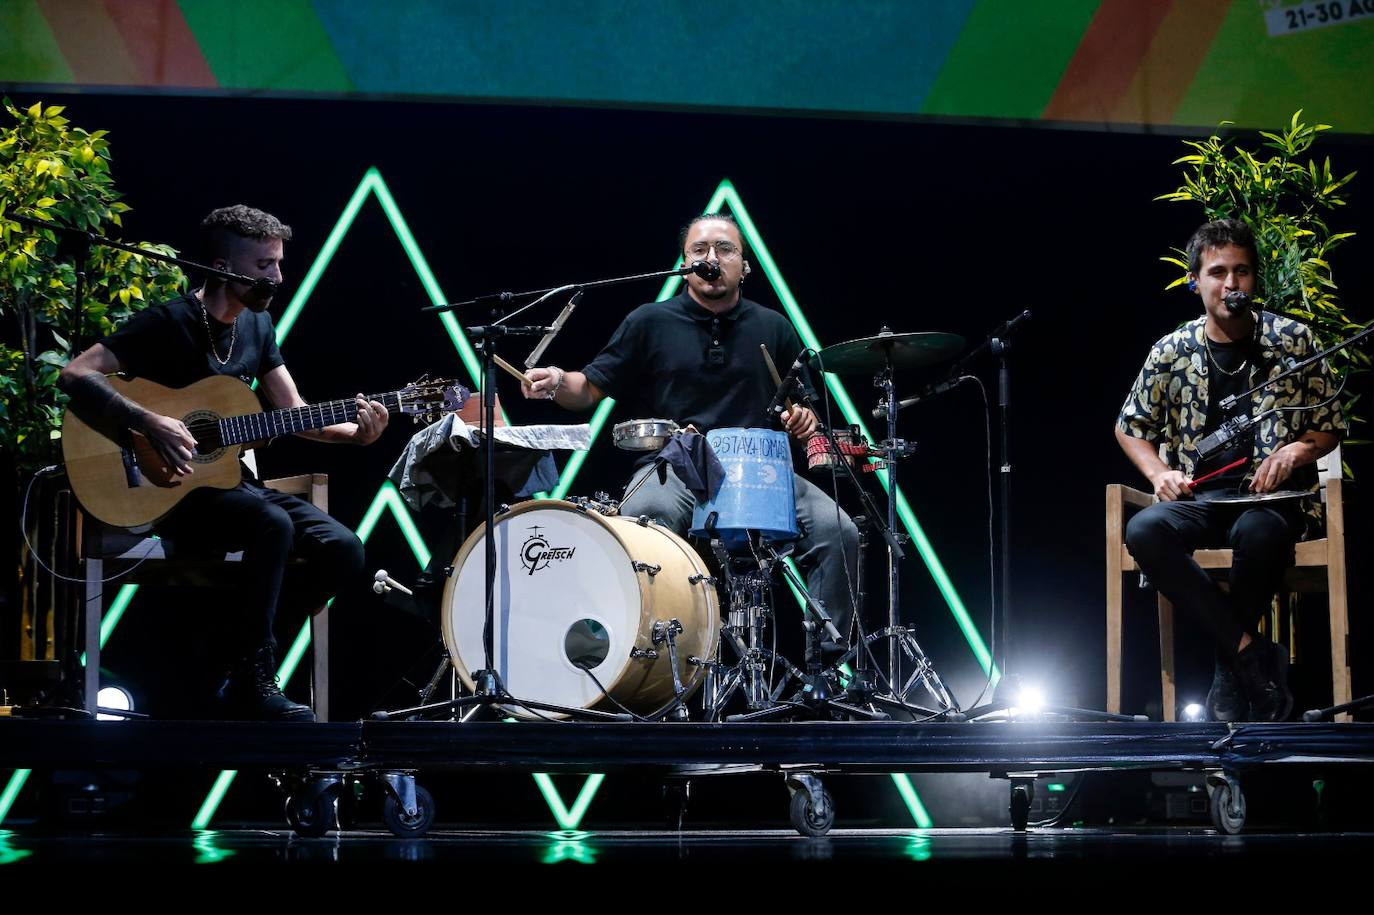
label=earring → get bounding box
[1187,278,1198,293]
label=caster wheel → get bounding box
[285,785,338,838]
[1209,780,1247,835]
[383,785,435,837]
[1009,783,1032,832]
[789,787,835,837]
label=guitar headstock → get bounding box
[397,376,469,424]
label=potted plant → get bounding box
[1,98,184,694]
[1157,110,1367,468]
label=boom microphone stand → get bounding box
[376,261,722,721]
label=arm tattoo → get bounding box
[61,372,147,436]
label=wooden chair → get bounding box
[1106,449,1348,720]
[79,472,334,720]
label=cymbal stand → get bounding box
[804,337,958,717]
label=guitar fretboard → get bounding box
[217,392,401,445]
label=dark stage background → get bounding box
[4,91,1373,828]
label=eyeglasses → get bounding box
[686,240,742,260]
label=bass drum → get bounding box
[442,500,719,719]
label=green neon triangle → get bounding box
[539,179,994,680]
[57,167,943,831]
[531,773,605,831]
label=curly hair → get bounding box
[201,205,292,259]
[1185,218,1258,275]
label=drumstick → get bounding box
[759,344,795,413]
[1188,457,1248,488]
[492,354,534,386]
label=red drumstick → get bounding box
[1188,457,1247,488]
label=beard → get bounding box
[233,280,274,313]
[696,278,738,301]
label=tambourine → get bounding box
[612,418,680,452]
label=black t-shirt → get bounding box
[1194,336,1252,493]
[582,291,804,454]
[102,291,285,389]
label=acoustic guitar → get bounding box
[62,374,465,528]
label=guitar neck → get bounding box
[218,392,399,446]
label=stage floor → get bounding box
[5,826,1374,869]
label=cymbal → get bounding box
[812,330,964,373]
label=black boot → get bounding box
[1234,636,1292,722]
[221,645,316,722]
[1205,658,1248,722]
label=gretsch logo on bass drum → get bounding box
[519,525,576,575]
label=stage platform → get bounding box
[3,718,1374,839]
[5,718,1374,773]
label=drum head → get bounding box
[443,502,683,717]
[1201,489,1311,505]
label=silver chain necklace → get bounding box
[200,304,237,366]
[1204,332,1247,377]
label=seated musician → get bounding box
[1115,219,1344,722]
[59,205,391,721]
[521,214,860,655]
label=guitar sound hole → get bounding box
[185,415,225,459]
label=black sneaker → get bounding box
[1205,659,1248,722]
[220,645,316,722]
[1234,637,1293,722]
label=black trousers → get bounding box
[1124,499,1302,657]
[155,477,365,655]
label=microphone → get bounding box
[1223,290,1252,315]
[525,289,583,369]
[239,278,278,313]
[874,377,962,418]
[765,353,809,419]
[1195,414,1255,461]
[690,260,721,281]
[372,569,414,596]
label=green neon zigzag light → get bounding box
[193,171,948,829]
[2,170,980,830]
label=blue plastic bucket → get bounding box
[690,427,797,542]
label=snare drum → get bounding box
[442,500,719,719]
[689,427,797,542]
[613,418,679,451]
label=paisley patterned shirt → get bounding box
[1117,314,1345,524]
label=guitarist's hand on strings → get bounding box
[349,395,389,445]
[142,412,198,476]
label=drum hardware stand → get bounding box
[389,261,720,723]
[700,543,803,720]
[647,619,691,721]
[723,537,888,722]
[793,339,959,718]
[374,320,631,723]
